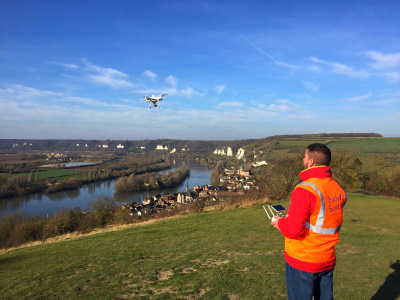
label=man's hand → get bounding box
[271,216,282,230]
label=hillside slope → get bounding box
[0,194,399,299]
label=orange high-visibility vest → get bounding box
[285,177,348,264]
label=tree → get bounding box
[89,196,116,227]
[259,156,302,200]
[27,170,34,183]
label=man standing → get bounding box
[271,143,348,300]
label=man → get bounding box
[271,143,348,300]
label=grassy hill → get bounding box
[1,194,399,299]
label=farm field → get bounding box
[277,137,400,153]
[0,169,82,180]
[328,138,400,153]
[0,194,398,299]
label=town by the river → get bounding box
[0,160,213,218]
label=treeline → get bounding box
[257,151,400,200]
[0,176,47,198]
[0,197,125,249]
[114,167,190,193]
[0,153,47,174]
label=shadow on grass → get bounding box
[370,260,400,300]
[0,254,25,267]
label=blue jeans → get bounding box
[285,262,334,300]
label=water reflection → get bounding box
[0,160,213,218]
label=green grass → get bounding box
[0,169,82,180]
[329,138,400,153]
[0,194,399,299]
[278,140,331,147]
[106,158,125,165]
[276,137,400,153]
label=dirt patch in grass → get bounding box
[157,269,174,281]
[182,266,196,273]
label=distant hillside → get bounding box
[0,133,382,155]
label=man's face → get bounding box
[303,150,314,169]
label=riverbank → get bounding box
[0,160,214,218]
[0,159,173,200]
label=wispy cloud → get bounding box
[181,87,199,97]
[143,70,157,80]
[243,37,298,69]
[68,96,108,107]
[303,81,320,91]
[264,99,301,113]
[346,92,372,103]
[0,84,62,100]
[308,56,369,78]
[217,101,244,108]
[384,72,400,82]
[83,60,133,88]
[166,75,178,87]
[50,62,79,69]
[364,51,400,70]
[215,85,225,94]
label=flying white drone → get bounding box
[143,94,167,109]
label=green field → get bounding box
[0,169,82,180]
[0,194,398,299]
[329,138,400,153]
[278,139,331,147]
[277,137,400,153]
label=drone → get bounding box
[143,94,167,109]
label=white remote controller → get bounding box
[263,205,285,223]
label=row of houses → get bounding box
[221,167,257,191]
[121,184,228,216]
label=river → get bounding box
[0,160,213,219]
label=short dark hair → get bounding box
[307,143,331,166]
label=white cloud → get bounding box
[133,88,178,96]
[83,60,133,88]
[384,72,400,83]
[333,62,369,78]
[346,92,372,103]
[215,85,225,94]
[51,62,79,69]
[0,84,62,100]
[308,56,324,64]
[372,98,400,106]
[166,75,178,87]
[217,101,244,107]
[307,65,322,72]
[180,87,196,97]
[364,51,400,70]
[265,99,300,113]
[143,70,157,80]
[68,96,108,107]
[303,81,319,91]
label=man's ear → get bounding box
[309,159,315,167]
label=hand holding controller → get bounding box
[263,205,286,226]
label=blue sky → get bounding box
[1,0,400,140]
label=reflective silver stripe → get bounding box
[296,182,342,235]
[306,222,341,234]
